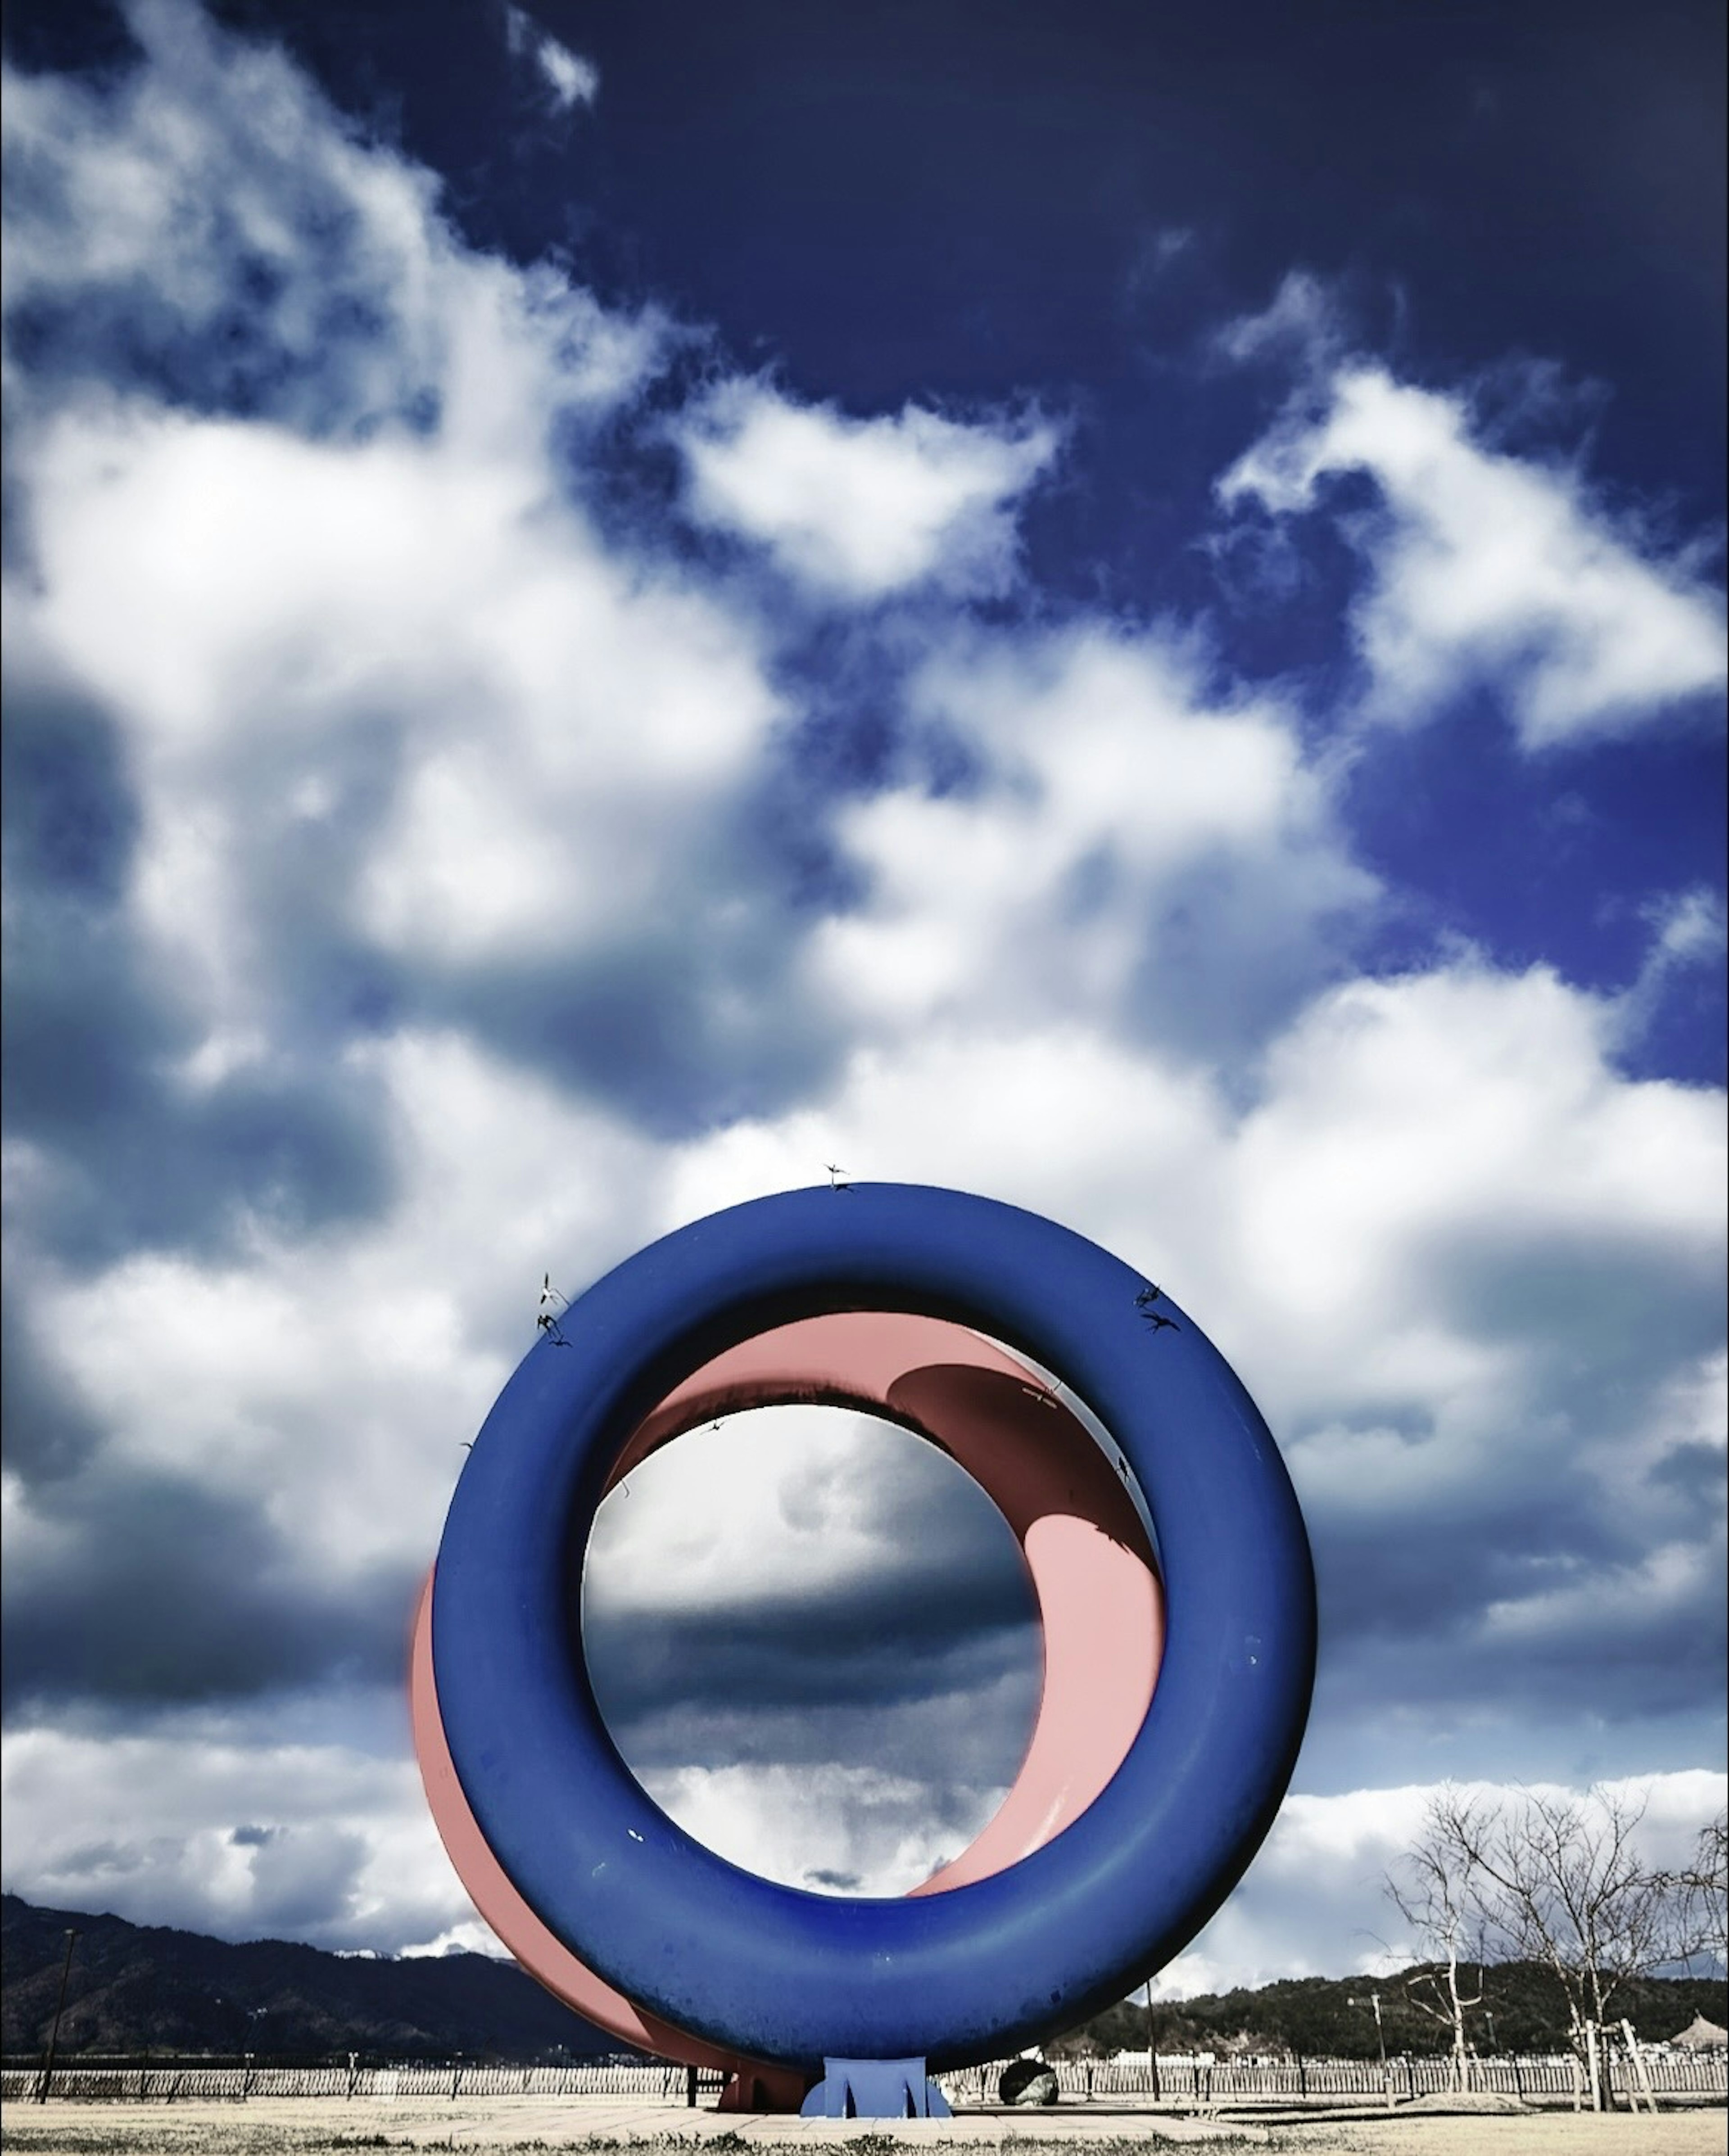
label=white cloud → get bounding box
[0,1715,471,1953]
[534,40,598,112]
[1480,1538,1720,1646]
[1224,959,1725,1428]
[677,383,1060,600]
[6,0,697,1018]
[12,1028,664,1584]
[665,950,1724,1775]
[673,956,1724,1418]
[5,1702,1718,1986]
[636,1761,1007,1899]
[503,7,598,113]
[1220,361,1727,746]
[503,6,598,112]
[1157,1770,1727,1998]
[805,627,1377,1057]
[9,211,777,1022]
[587,1404,1002,1615]
[1211,268,1345,373]
[2,3,650,442]
[1612,887,1729,1052]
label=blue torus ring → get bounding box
[430,1183,1315,2072]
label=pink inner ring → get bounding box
[411,1311,1164,2075]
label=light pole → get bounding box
[1348,1990,1390,2108]
[1144,1978,1161,2103]
[37,1928,79,2103]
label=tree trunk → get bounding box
[1445,1948,1464,2090]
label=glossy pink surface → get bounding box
[885,1357,1162,1891]
[411,1310,1163,2066]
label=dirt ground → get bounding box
[1,2097,1724,2156]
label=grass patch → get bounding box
[0,2126,1274,2156]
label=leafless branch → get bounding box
[1392,1782,1697,2109]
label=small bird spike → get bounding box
[536,1272,572,1343]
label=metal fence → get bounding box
[0,2061,690,2103]
[4,2051,1724,2108]
[956,2050,1728,2107]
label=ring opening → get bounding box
[581,1401,1043,1896]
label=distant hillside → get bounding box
[5,1892,1723,2067]
[1060,1964,1729,2061]
[1,1895,641,2064]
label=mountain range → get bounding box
[1,1894,632,2064]
[4,1893,1723,2066]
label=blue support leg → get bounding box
[798,2057,953,2118]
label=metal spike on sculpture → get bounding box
[413,1184,1316,2118]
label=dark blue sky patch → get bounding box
[598,1650,1044,1793]
[2,680,142,904]
[421,930,842,1140]
[1341,697,1728,1077]
[1648,1440,1729,1504]
[1428,1227,1726,1379]
[0,1291,110,1488]
[586,1589,1038,1733]
[0,1463,423,1713]
[2,898,399,1264]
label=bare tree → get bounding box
[1386,1786,1488,2091]
[1416,1783,1691,2111]
[1674,1811,1727,1974]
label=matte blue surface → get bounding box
[801,2060,952,2119]
[432,1184,1315,2071]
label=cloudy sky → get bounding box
[2,0,1724,2006]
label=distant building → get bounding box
[1106,2048,1218,2068]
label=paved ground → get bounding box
[2,2096,1724,2154]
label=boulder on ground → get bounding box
[999,2057,1059,2106]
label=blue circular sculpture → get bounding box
[431,1183,1315,2073]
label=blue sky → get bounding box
[2,0,1724,2000]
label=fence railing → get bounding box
[3,2051,1723,2108]
[0,2061,693,2103]
[951,2051,1728,2108]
